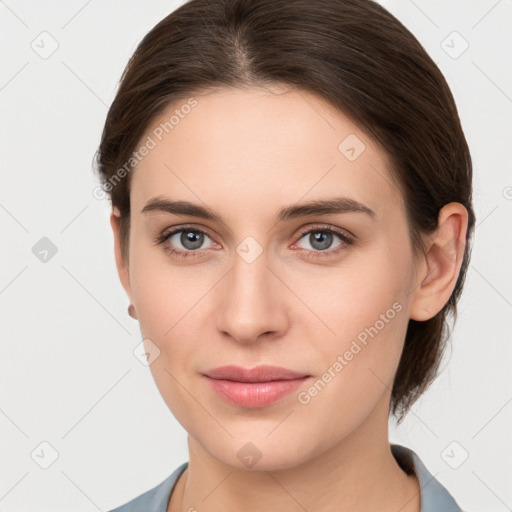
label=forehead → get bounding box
[129,86,403,221]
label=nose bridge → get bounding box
[216,243,287,343]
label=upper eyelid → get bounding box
[298,224,352,238]
[165,225,214,240]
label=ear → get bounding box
[110,207,133,306]
[409,202,469,321]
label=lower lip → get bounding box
[204,376,310,408]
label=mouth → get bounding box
[203,364,311,382]
[202,365,312,408]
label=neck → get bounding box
[168,397,420,512]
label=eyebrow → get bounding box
[141,195,376,224]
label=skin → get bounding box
[110,84,468,512]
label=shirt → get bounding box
[107,443,465,512]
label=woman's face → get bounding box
[114,85,422,470]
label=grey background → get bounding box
[1,0,511,510]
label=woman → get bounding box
[95,0,475,510]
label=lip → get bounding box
[203,364,310,382]
[203,365,311,408]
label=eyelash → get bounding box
[154,224,354,260]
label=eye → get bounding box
[292,225,354,258]
[155,224,354,260]
[154,226,218,259]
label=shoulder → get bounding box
[390,443,466,512]
[107,462,189,512]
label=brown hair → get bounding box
[94,0,475,423]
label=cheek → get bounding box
[292,247,412,398]
[128,247,218,391]
[130,258,209,419]
[291,287,409,444]
[128,238,199,333]
[294,244,411,341]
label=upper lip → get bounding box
[203,365,310,382]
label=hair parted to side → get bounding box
[94,0,475,424]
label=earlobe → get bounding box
[110,207,133,303]
[409,202,468,321]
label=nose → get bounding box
[215,249,289,345]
